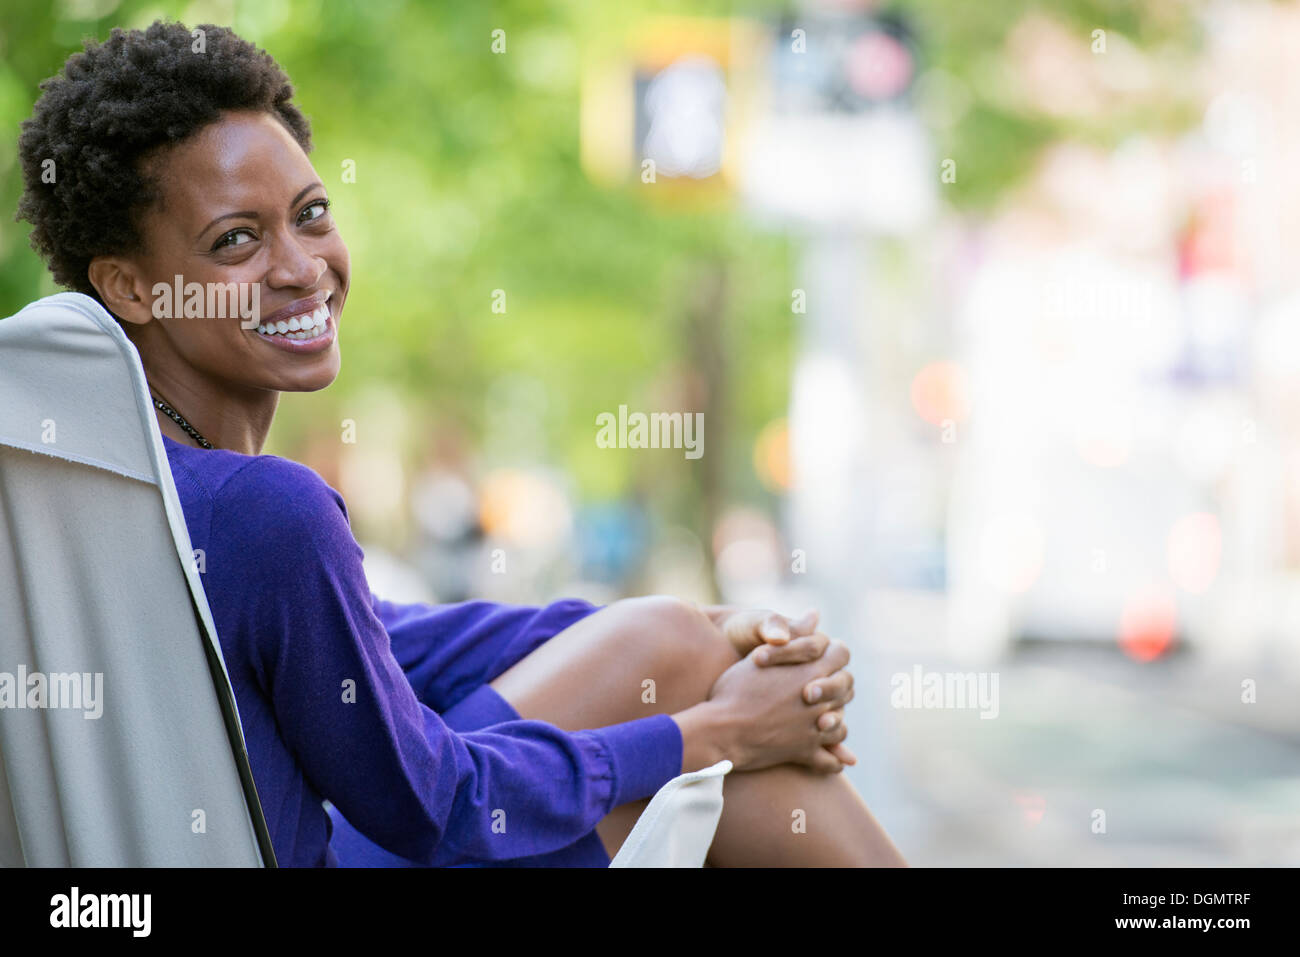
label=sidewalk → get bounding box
[842,637,1300,866]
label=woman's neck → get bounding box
[146,369,278,456]
[122,318,279,455]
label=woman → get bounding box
[15,20,905,867]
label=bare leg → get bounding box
[490,596,906,867]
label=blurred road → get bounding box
[840,635,1300,867]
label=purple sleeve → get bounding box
[373,597,600,713]
[224,457,682,865]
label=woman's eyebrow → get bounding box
[288,182,324,209]
[197,209,258,241]
[195,183,325,241]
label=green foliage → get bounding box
[0,0,1201,515]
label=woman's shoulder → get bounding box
[164,434,351,546]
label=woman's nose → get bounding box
[265,231,326,290]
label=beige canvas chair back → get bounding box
[0,292,272,866]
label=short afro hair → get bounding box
[16,20,312,302]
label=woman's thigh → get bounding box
[489,595,739,730]
[332,596,737,866]
[489,595,739,859]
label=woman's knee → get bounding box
[604,595,738,695]
[491,594,734,724]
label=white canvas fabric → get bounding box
[609,759,731,868]
[0,292,271,866]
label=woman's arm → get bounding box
[210,457,682,864]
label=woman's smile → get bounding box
[254,291,336,352]
[62,107,353,451]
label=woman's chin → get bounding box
[271,354,341,393]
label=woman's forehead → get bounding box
[151,111,314,216]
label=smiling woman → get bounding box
[17,21,344,451]
[12,19,904,868]
[88,109,345,445]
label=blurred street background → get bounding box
[3,0,1300,864]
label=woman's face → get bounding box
[107,109,349,395]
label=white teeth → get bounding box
[257,301,330,338]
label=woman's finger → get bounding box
[806,748,845,775]
[787,608,820,638]
[818,719,849,747]
[718,609,780,655]
[804,666,853,704]
[826,742,857,766]
[822,687,855,711]
[752,632,829,666]
[757,611,794,645]
[817,708,844,732]
[812,639,851,678]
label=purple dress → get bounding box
[162,433,682,867]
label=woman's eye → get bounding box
[299,199,330,224]
[213,229,254,250]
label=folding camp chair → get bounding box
[0,291,730,867]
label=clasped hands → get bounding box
[699,604,856,771]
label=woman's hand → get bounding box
[683,639,857,775]
[701,604,855,758]
[702,604,821,660]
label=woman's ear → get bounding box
[87,256,153,325]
